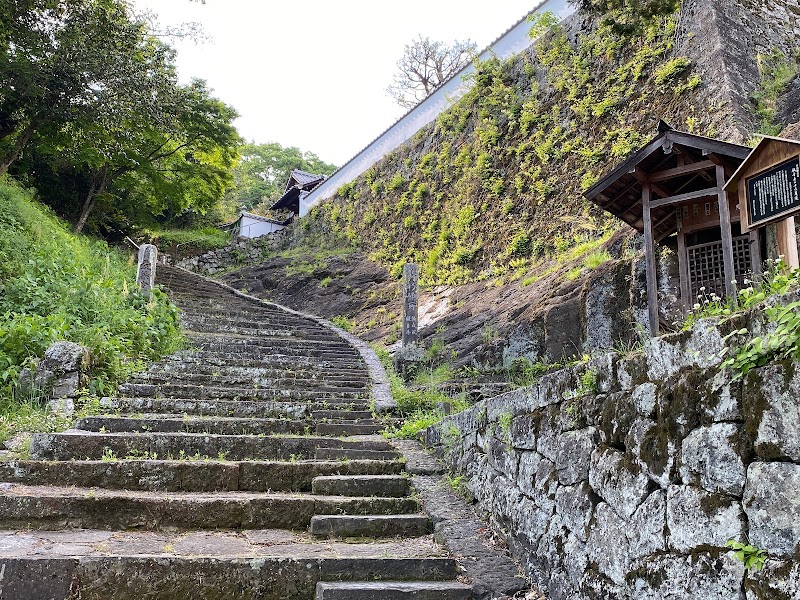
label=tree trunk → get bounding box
[74,166,109,234]
[0,121,36,176]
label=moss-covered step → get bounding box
[312,475,411,498]
[29,431,395,461]
[0,459,405,492]
[0,485,421,530]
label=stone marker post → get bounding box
[402,263,419,347]
[136,244,158,293]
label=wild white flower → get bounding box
[700,286,706,291]
[693,303,701,310]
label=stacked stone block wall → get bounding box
[423,294,800,599]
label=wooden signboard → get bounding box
[725,136,800,269]
[746,156,800,227]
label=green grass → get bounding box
[0,179,184,407]
[145,227,230,257]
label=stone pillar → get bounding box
[136,244,158,293]
[394,263,423,379]
[402,263,419,347]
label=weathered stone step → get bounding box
[315,581,472,600]
[100,397,371,418]
[75,415,314,436]
[310,514,433,539]
[312,475,411,498]
[313,409,374,421]
[30,431,395,461]
[0,485,421,530]
[162,354,364,370]
[0,459,404,492]
[184,338,359,355]
[185,324,342,341]
[128,371,369,390]
[181,314,330,331]
[149,361,369,379]
[118,382,369,400]
[316,422,385,436]
[316,448,403,461]
[1,544,458,600]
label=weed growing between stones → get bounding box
[726,540,768,571]
[0,393,103,447]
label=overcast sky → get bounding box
[132,0,535,165]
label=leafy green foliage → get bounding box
[726,540,768,571]
[751,49,800,136]
[0,180,183,401]
[144,227,230,257]
[221,142,336,219]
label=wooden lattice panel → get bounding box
[687,235,751,300]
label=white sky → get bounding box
[132,0,535,165]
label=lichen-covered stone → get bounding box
[627,490,666,561]
[632,382,657,417]
[555,427,598,486]
[751,363,800,462]
[745,558,800,600]
[743,462,800,556]
[588,447,650,520]
[517,451,557,513]
[679,423,746,496]
[645,319,726,381]
[631,552,745,599]
[586,502,630,585]
[555,482,594,542]
[666,485,745,552]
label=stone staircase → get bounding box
[0,265,471,600]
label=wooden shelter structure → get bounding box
[584,123,753,335]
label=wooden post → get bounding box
[642,183,659,336]
[402,263,419,347]
[716,164,737,298]
[677,228,691,312]
[749,230,763,276]
[777,217,800,270]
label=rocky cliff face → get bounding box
[422,290,800,599]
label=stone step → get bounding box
[128,371,370,390]
[315,581,472,600]
[316,448,403,461]
[312,475,412,498]
[0,485,421,530]
[2,543,458,600]
[179,346,360,360]
[118,382,369,400]
[316,422,386,436]
[0,459,404,492]
[180,314,330,331]
[313,410,375,421]
[148,362,369,379]
[309,514,433,539]
[185,325,342,341]
[161,355,365,370]
[100,397,371,418]
[29,431,395,461]
[75,415,314,436]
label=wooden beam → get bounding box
[649,186,719,209]
[750,229,762,276]
[648,160,715,182]
[716,164,737,299]
[642,183,659,336]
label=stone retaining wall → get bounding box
[423,296,800,599]
[175,229,290,276]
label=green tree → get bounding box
[223,142,336,217]
[0,0,150,175]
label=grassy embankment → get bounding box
[0,180,183,443]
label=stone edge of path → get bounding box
[164,264,396,413]
[391,439,533,600]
